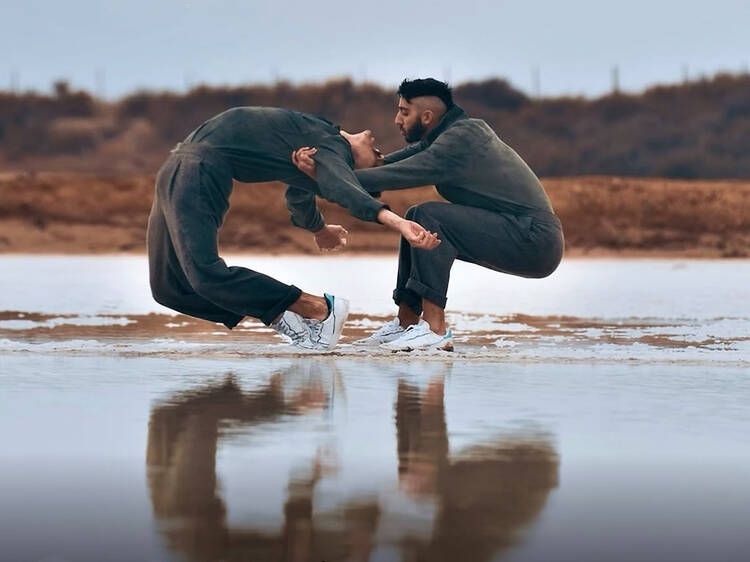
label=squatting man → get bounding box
[147,106,440,351]
[292,78,564,351]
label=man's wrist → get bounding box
[377,208,401,228]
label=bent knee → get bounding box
[405,201,445,226]
[527,267,556,279]
[150,278,175,309]
[149,267,187,309]
[527,253,563,279]
[404,204,420,220]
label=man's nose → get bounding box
[394,113,402,125]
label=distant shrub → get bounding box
[455,79,528,111]
[2,73,750,177]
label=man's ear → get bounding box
[420,110,434,126]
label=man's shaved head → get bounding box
[394,78,454,143]
[397,78,454,109]
[408,95,448,119]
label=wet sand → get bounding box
[1,309,748,367]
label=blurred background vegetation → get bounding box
[2,73,749,177]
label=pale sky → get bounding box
[3,0,748,99]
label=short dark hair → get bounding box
[398,78,454,109]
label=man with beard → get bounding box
[148,106,439,351]
[293,79,564,351]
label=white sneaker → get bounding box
[380,320,454,352]
[271,311,312,347]
[353,317,406,346]
[302,293,350,351]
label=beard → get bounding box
[403,120,427,143]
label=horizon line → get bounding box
[3,69,749,103]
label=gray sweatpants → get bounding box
[394,201,564,314]
[147,144,302,327]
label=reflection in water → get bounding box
[146,361,559,562]
[396,378,559,561]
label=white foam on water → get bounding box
[495,338,750,363]
[0,315,134,330]
[448,313,538,333]
[590,318,749,343]
[641,318,748,342]
[0,336,330,357]
[0,334,744,365]
[0,256,748,364]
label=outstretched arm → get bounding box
[355,133,465,193]
[293,133,465,194]
[377,207,440,249]
[382,141,427,164]
[290,138,442,250]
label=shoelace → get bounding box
[290,332,307,344]
[307,320,324,343]
[280,318,308,343]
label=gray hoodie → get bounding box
[183,106,386,231]
[355,105,556,218]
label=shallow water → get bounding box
[0,256,748,363]
[1,356,749,562]
[1,256,749,561]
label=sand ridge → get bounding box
[2,173,749,256]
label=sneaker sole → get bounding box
[388,341,454,353]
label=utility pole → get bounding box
[95,68,106,99]
[443,65,452,85]
[611,65,620,93]
[184,71,194,92]
[682,64,689,83]
[10,69,19,92]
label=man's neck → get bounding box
[422,105,466,144]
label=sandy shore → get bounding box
[2,309,747,366]
[2,173,749,256]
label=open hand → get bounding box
[314,224,348,251]
[399,220,441,250]
[292,147,318,179]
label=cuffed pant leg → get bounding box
[393,203,459,311]
[392,223,426,315]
